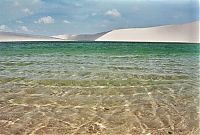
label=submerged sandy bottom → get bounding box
[0,77,199,135]
[0,42,199,134]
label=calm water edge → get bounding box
[0,42,199,135]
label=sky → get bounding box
[0,0,199,36]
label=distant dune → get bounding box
[52,31,108,41]
[0,32,62,42]
[0,21,199,43]
[96,21,199,43]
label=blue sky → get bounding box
[0,0,199,35]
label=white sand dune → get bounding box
[52,31,108,41]
[0,32,62,42]
[96,21,199,43]
[0,21,199,43]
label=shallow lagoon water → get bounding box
[0,42,199,134]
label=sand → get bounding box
[0,21,199,43]
[96,21,199,43]
[0,32,62,42]
[52,31,108,41]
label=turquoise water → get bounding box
[0,42,199,134]
[0,42,199,80]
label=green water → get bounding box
[0,42,199,135]
[0,42,198,56]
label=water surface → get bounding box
[0,42,199,134]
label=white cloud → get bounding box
[16,20,23,24]
[105,9,121,17]
[91,13,97,16]
[20,26,29,32]
[32,0,42,3]
[34,16,55,24]
[75,3,82,7]
[63,20,71,24]
[23,8,33,15]
[14,1,20,6]
[0,25,9,31]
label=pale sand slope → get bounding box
[1,21,199,43]
[96,21,199,43]
[0,32,63,42]
[52,31,108,41]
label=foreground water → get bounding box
[0,42,199,135]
